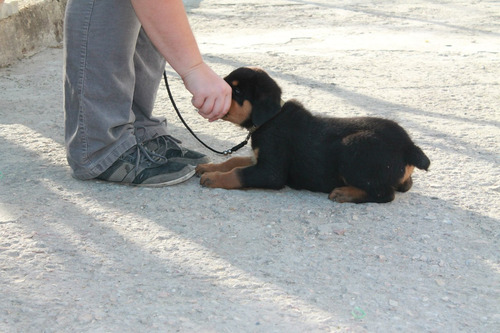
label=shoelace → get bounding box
[132,143,168,173]
[147,135,185,156]
[163,135,185,153]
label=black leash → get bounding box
[163,71,251,156]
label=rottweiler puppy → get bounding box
[195,67,430,203]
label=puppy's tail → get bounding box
[405,145,430,171]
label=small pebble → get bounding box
[435,279,446,286]
[78,313,93,324]
[389,299,399,307]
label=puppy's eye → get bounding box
[232,87,242,96]
[231,86,245,105]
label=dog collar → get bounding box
[221,100,284,155]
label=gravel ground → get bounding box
[0,0,499,332]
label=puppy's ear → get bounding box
[249,69,283,127]
[251,96,282,127]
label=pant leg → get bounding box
[64,0,167,179]
[132,28,169,143]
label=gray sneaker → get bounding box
[143,135,210,166]
[96,144,195,187]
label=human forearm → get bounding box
[130,0,202,78]
[130,0,231,121]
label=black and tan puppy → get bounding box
[196,67,430,203]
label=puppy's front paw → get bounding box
[200,171,220,188]
[200,170,242,189]
[195,163,213,176]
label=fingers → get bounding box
[192,86,231,122]
[182,62,231,122]
[194,91,232,122]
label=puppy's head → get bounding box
[223,67,282,129]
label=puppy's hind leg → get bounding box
[396,176,413,192]
[329,186,369,203]
[395,165,414,192]
[329,185,395,204]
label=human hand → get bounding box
[181,62,232,122]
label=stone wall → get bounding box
[0,0,67,67]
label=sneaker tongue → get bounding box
[144,139,159,151]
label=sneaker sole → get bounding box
[134,168,196,187]
[92,168,196,187]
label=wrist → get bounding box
[180,61,206,81]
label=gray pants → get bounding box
[64,0,169,180]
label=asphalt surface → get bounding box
[0,1,499,332]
